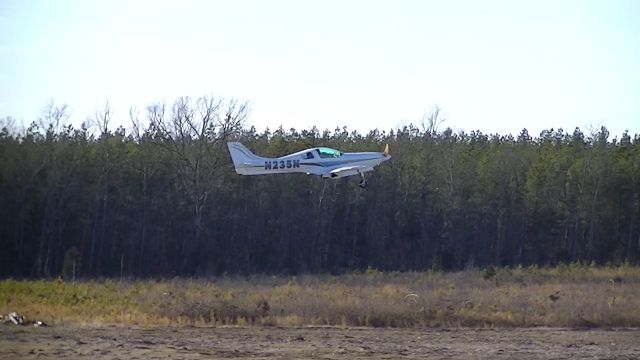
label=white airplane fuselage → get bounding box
[227,142,390,179]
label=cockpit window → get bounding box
[316,147,342,158]
[302,151,315,159]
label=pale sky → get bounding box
[1,0,639,137]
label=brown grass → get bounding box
[1,264,639,327]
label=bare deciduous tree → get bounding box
[420,105,445,136]
[147,96,249,272]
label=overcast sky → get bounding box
[1,0,639,137]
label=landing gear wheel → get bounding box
[358,172,367,188]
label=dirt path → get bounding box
[1,325,639,359]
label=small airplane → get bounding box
[227,142,391,188]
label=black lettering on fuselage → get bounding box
[265,159,301,170]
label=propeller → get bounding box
[383,144,389,157]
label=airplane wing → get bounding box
[325,165,374,179]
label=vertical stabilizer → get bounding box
[227,142,265,173]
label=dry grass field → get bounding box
[2,264,639,328]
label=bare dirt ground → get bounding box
[1,325,639,360]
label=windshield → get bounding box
[317,147,342,158]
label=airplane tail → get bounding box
[227,142,265,174]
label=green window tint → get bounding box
[316,147,342,158]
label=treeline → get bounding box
[1,98,639,278]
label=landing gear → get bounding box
[358,172,367,188]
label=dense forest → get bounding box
[1,97,639,278]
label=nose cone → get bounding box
[381,144,390,162]
[381,144,391,162]
[377,151,391,163]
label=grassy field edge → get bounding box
[2,264,639,328]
